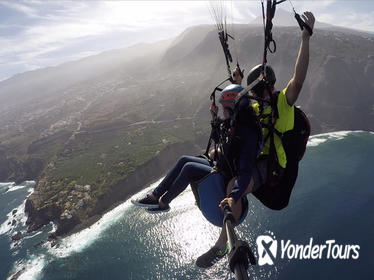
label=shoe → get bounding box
[146,203,170,213]
[195,245,228,269]
[131,193,159,208]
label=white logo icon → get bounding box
[256,234,277,266]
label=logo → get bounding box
[256,232,360,266]
[256,232,277,266]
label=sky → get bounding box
[0,0,373,82]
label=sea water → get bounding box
[1,131,373,280]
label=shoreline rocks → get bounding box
[11,231,22,241]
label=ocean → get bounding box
[0,131,373,280]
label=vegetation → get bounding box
[30,117,209,219]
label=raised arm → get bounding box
[285,12,315,106]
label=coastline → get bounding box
[64,176,162,237]
[26,141,203,239]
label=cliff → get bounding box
[25,141,202,236]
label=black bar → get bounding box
[223,204,256,280]
[225,216,249,280]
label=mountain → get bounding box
[0,23,373,236]
[250,8,333,29]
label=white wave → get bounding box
[12,250,19,257]
[27,187,34,194]
[6,185,27,192]
[3,181,35,193]
[0,182,15,187]
[307,130,364,147]
[2,181,35,194]
[48,178,164,258]
[307,137,327,147]
[0,182,15,192]
[48,201,133,257]
[24,181,36,185]
[0,188,34,236]
[7,255,46,280]
[23,230,43,240]
[0,201,26,236]
[48,222,57,234]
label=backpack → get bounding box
[252,95,311,210]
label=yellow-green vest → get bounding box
[252,88,294,168]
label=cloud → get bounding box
[0,0,373,82]
[337,11,374,32]
[290,0,337,12]
[231,1,258,22]
[318,13,335,24]
[0,1,39,18]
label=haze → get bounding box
[1,0,374,82]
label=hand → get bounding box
[233,67,244,85]
[301,11,315,39]
[210,104,218,117]
[219,197,235,209]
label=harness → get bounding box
[258,92,285,185]
[253,103,311,209]
[204,89,264,180]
